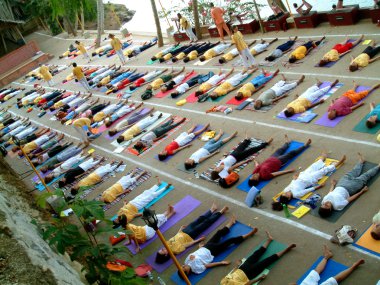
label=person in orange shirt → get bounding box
[210,3,231,43]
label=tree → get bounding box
[150,0,163,47]
[192,0,202,40]
[95,0,104,48]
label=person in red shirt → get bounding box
[327,82,380,120]
[210,3,231,43]
[248,135,311,187]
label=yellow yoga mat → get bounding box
[356,226,380,254]
[362,40,372,45]
[292,205,311,218]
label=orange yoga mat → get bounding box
[355,226,380,255]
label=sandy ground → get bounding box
[2,19,380,284]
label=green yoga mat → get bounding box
[353,114,380,134]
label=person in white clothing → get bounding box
[272,153,345,211]
[104,102,142,127]
[296,245,364,285]
[160,70,194,93]
[371,211,380,240]
[195,69,234,97]
[178,13,197,42]
[199,43,232,62]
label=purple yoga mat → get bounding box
[32,170,52,183]
[103,108,152,140]
[145,212,227,272]
[125,195,202,255]
[314,86,371,128]
[97,109,134,133]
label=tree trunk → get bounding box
[150,0,163,47]
[192,0,202,40]
[81,6,85,35]
[96,0,102,48]
[268,0,288,12]
[74,14,78,33]
[63,16,77,36]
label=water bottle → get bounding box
[147,271,153,281]
[282,203,290,218]
[157,276,166,285]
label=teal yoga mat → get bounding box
[353,113,380,134]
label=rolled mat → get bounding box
[170,222,254,285]
[353,225,380,257]
[125,195,201,255]
[155,71,197,98]
[297,257,348,285]
[145,212,227,273]
[314,86,371,128]
[237,141,307,192]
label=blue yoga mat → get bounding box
[237,141,307,192]
[297,256,348,284]
[170,221,253,285]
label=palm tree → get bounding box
[192,0,202,40]
[150,0,163,47]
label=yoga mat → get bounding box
[193,57,215,66]
[154,124,205,162]
[138,181,174,213]
[170,222,254,285]
[310,161,380,222]
[297,257,348,285]
[314,39,358,68]
[154,71,197,98]
[125,195,201,255]
[258,40,305,67]
[185,91,198,103]
[353,111,380,134]
[353,225,380,257]
[315,86,371,128]
[277,82,343,123]
[103,108,152,140]
[96,107,135,133]
[237,141,307,192]
[145,212,227,273]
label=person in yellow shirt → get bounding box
[146,67,185,91]
[39,64,55,87]
[199,42,231,62]
[318,35,363,67]
[178,13,197,42]
[75,40,91,63]
[109,33,126,65]
[155,203,229,264]
[231,26,256,71]
[220,231,296,285]
[288,36,325,63]
[72,62,90,91]
[72,116,95,146]
[349,41,380,72]
[218,40,259,64]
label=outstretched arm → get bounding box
[307,99,325,109]
[271,169,295,177]
[199,150,220,163]
[347,186,368,203]
[351,102,365,111]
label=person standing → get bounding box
[231,26,256,71]
[178,13,197,43]
[72,62,90,92]
[109,33,127,65]
[39,64,55,87]
[210,3,231,43]
[75,41,91,63]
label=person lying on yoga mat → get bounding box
[58,156,104,187]
[199,43,232,62]
[49,92,89,112]
[184,131,237,170]
[0,118,28,137]
[155,202,229,263]
[132,116,186,152]
[371,211,380,240]
[284,79,339,117]
[366,102,380,129]
[210,135,272,180]
[104,102,143,128]
[116,112,163,144]
[107,71,147,93]
[0,88,24,102]
[248,135,310,186]
[170,72,215,98]
[70,160,123,196]
[327,82,380,120]
[1,124,37,146]
[58,98,99,123]
[218,40,256,64]
[88,65,119,87]
[220,231,296,285]
[27,134,64,159]
[209,70,256,100]
[158,44,194,63]
[42,152,92,184]
[79,101,111,119]
[349,41,380,72]
[265,37,298,62]
[182,42,220,63]
[95,68,131,88]
[254,74,304,110]
[124,39,157,59]
[120,203,175,253]
[272,153,346,211]
[178,215,257,278]
[108,107,153,136]
[319,153,380,218]
[30,142,72,166]
[111,176,166,219]
[293,0,313,15]
[170,43,205,62]
[157,124,210,161]
[13,129,53,155]
[91,101,126,123]
[101,170,148,203]
[194,69,235,97]
[234,69,279,101]
[103,69,136,89]
[160,69,194,93]
[294,245,364,285]
[288,36,325,64]
[0,122,31,144]
[318,35,363,67]
[151,43,180,61]
[129,70,167,91]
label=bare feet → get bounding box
[243,227,258,239]
[164,183,172,190]
[305,139,312,146]
[298,75,305,84]
[220,206,229,214]
[323,245,333,259]
[266,231,273,242]
[358,152,365,163]
[210,202,218,213]
[285,134,290,144]
[226,215,237,228]
[267,138,274,144]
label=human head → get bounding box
[146,85,153,91]
[248,173,260,187]
[265,55,276,62]
[117,136,125,144]
[134,141,145,152]
[254,100,263,110]
[44,174,54,184]
[171,91,179,98]
[209,93,218,100]
[108,129,117,136]
[332,4,337,9]
[128,54,133,58]
[234,92,243,101]
[11,146,20,153]
[349,63,359,72]
[195,90,203,97]
[155,248,170,264]
[327,109,337,120]
[159,58,165,63]
[284,107,295,117]
[109,33,115,39]
[158,151,168,161]
[210,170,221,181]
[75,40,80,45]
[58,179,66,188]
[40,165,49,173]
[129,86,137,91]
[219,58,226,64]
[232,26,239,33]
[199,56,206,62]
[318,202,333,218]
[183,57,190,63]
[172,57,178,63]
[271,201,284,211]
[105,119,112,127]
[184,159,196,170]
[70,185,79,196]
[289,56,297,63]
[118,214,128,229]
[178,265,191,279]
[72,62,77,68]
[151,56,157,61]
[161,85,168,92]
[177,13,182,19]
[319,59,329,67]
[366,116,378,128]
[293,3,298,8]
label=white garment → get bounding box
[68,97,84,108]
[140,131,156,145]
[130,184,160,209]
[271,49,283,58]
[34,135,50,146]
[214,43,231,54]
[118,174,137,190]
[144,70,162,81]
[300,270,338,285]
[94,163,117,178]
[116,49,126,64]
[185,247,214,274]
[75,102,90,113]
[176,82,189,94]
[144,213,167,239]
[101,104,119,115]
[299,85,330,102]
[373,211,380,224]
[74,126,88,143]
[52,154,83,176]
[61,95,76,104]
[7,120,22,130]
[40,153,49,163]
[189,148,210,163]
[136,114,159,130]
[115,105,134,117]
[217,155,237,178]
[240,48,256,68]
[184,26,197,41]
[9,125,26,136]
[173,74,185,84]
[79,78,90,91]
[252,42,269,53]
[15,127,36,139]
[174,132,195,146]
[79,158,100,171]
[271,80,297,96]
[226,72,247,86]
[322,187,350,211]
[207,74,225,86]
[229,48,239,56]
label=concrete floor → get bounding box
[3,19,380,284]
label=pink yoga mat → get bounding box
[155,71,197,98]
[125,195,201,255]
[314,86,371,128]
